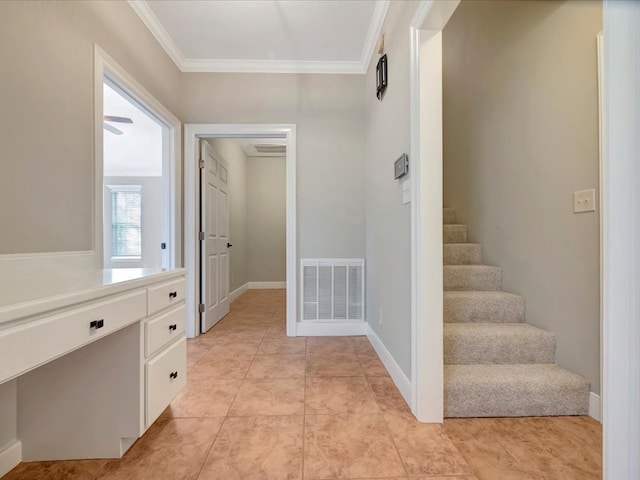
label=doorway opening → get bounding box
[184,124,296,339]
[198,137,287,333]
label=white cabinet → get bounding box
[145,336,186,426]
[0,268,187,475]
[142,277,187,429]
[145,305,186,358]
[0,290,146,385]
[147,277,185,316]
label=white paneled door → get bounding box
[200,140,230,332]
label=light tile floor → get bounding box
[4,290,601,480]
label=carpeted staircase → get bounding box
[443,207,590,417]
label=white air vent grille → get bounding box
[301,259,364,321]
[255,144,286,154]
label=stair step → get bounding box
[444,243,482,265]
[444,291,525,323]
[444,323,555,365]
[444,364,590,417]
[443,208,456,224]
[444,265,502,291]
[443,225,467,243]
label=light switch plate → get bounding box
[402,180,411,204]
[574,188,596,213]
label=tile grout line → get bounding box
[194,304,266,479]
[301,334,308,479]
[192,414,228,479]
[380,413,411,479]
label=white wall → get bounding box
[247,156,286,282]
[0,1,181,255]
[442,0,602,393]
[208,139,249,292]
[364,0,422,377]
[180,73,366,262]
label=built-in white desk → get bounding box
[0,267,187,477]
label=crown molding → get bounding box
[128,0,390,75]
[180,58,365,74]
[127,0,186,68]
[361,0,391,72]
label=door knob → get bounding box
[227,243,233,248]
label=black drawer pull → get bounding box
[169,371,178,380]
[169,324,177,331]
[90,319,104,330]
[169,291,178,299]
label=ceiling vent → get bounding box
[254,144,286,155]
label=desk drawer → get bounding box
[147,278,185,316]
[146,336,186,427]
[0,290,146,384]
[145,305,185,358]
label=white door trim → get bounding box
[602,1,640,478]
[183,124,297,339]
[93,44,182,270]
[409,0,460,424]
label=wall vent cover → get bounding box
[301,259,364,321]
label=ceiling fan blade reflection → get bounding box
[104,123,123,135]
[104,115,133,124]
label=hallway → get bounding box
[4,290,601,479]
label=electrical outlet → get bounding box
[378,308,383,326]
[574,189,596,213]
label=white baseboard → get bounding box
[296,321,366,337]
[248,281,286,289]
[589,392,601,422]
[229,283,249,302]
[366,324,412,405]
[0,441,21,478]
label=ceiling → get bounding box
[128,0,390,74]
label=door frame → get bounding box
[184,124,297,339]
[409,0,460,423]
[601,0,640,477]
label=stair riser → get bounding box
[444,333,555,364]
[444,365,590,418]
[443,225,467,243]
[444,267,502,291]
[444,244,482,265]
[444,383,589,418]
[444,294,525,323]
[443,209,456,225]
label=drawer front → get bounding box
[146,336,186,427]
[145,305,186,358]
[147,278,185,316]
[0,290,146,384]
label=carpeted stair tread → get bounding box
[443,225,468,243]
[444,291,525,323]
[444,265,502,291]
[444,243,482,265]
[444,364,590,417]
[443,208,456,224]
[444,323,555,365]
